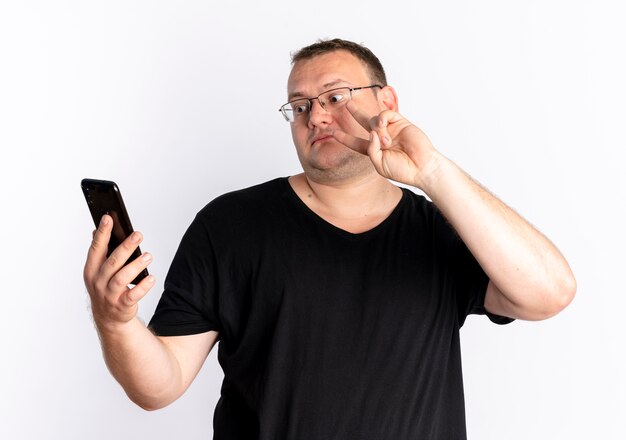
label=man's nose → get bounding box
[308,99,332,127]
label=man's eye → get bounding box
[294,104,309,114]
[328,94,345,104]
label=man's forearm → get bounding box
[420,153,576,320]
[96,316,183,410]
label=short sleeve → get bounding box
[434,211,514,327]
[148,213,222,336]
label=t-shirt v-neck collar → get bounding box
[282,176,407,240]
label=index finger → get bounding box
[345,101,377,131]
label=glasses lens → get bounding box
[282,99,310,122]
[320,88,351,110]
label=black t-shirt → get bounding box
[149,177,512,440]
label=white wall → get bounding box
[1,1,624,438]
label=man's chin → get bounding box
[309,144,357,167]
[301,153,374,184]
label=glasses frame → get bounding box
[278,84,382,122]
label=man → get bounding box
[84,39,576,439]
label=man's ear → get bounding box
[378,85,399,112]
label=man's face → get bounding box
[286,50,385,183]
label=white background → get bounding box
[1,1,624,438]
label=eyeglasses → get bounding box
[279,84,382,123]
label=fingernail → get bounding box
[100,216,109,226]
[141,253,152,262]
[146,275,155,284]
[131,232,141,243]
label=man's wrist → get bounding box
[414,151,449,196]
[93,314,141,340]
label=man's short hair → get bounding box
[291,38,387,87]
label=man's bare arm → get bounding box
[420,154,576,320]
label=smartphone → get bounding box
[81,178,148,285]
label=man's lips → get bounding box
[310,133,334,146]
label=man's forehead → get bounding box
[287,51,370,97]
[288,78,350,99]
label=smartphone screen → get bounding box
[81,178,148,285]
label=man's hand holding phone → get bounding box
[83,214,155,332]
[80,182,213,410]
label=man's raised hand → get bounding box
[332,101,441,190]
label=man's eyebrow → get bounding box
[288,79,349,101]
[322,79,348,89]
[287,91,306,101]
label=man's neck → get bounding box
[288,171,403,234]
